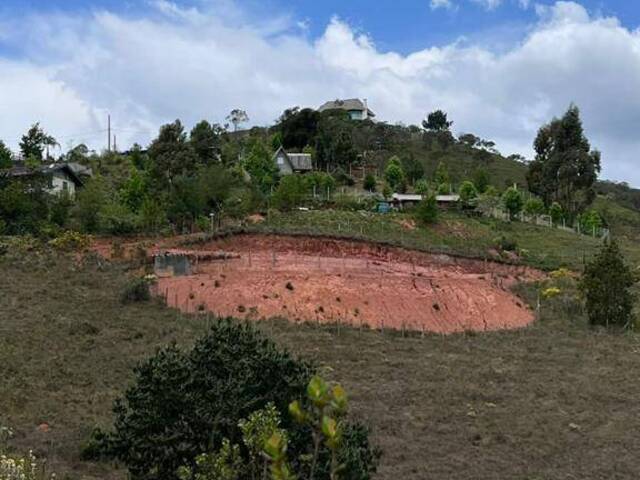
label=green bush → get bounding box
[458,180,477,205]
[120,277,151,304]
[580,241,636,329]
[92,319,379,480]
[502,187,523,219]
[414,179,429,195]
[363,173,376,192]
[415,194,438,225]
[523,197,545,216]
[272,175,307,211]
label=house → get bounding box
[3,163,84,196]
[273,147,313,175]
[390,193,461,210]
[318,98,375,121]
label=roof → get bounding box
[318,98,375,117]
[436,195,460,202]
[65,162,94,177]
[391,193,461,203]
[392,193,423,202]
[273,147,313,171]
[3,163,84,186]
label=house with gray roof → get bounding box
[273,146,313,175]
[3,163,84,196]
[318,98,375,121]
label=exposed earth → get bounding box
[152,234,543,334]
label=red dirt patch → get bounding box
[155,234,542,334]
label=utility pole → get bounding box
[113,134,117,152]
[107,114,111,152]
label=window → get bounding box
[62,181,68,191]
[277,156,284,165]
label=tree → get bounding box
[415,194,438,225]
[190,120,223,165]
[0,140,13,168]
[434,161,449,186]
[400,155,424,185]
[384,156,405,191]
[578,209,603,234]
[74,177,108,233]
[363,173,376,192]
[148,120,198,187]
[472,167,490,193]
[502,186,523,219]
[272,175,307,211]
[458,181,478,206]
[458,133,480,147]
[549,201,564,225]
[314,110,357,171]
[422,110,453,132]
[94,319,378,480]
[19,123,57,162]
[414,179,429,195]
[242,140,278,193]
[277,107,320,151]
[226,109,249,132]
[526,104,601,219]
[580,241,635,329]
[523,197,545,216]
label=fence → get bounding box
[483,207,610,240]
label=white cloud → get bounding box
[430,0,456,10]
[0,1,639,184]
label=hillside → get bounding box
[2,243,640,480]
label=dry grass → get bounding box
[2,251,640,479]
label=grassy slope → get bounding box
[2,252,640,480]
[252,209,604,271]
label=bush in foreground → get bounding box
[415,194,438,225]
[90,319,379,480]
[580,240,636,329]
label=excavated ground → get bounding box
[154,234,543,334]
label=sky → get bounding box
[0,0,639,184]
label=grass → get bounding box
[251,208,604,271]
[2,248,640,479]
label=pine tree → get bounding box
[580,241,636,329]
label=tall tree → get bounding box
[226,109,249,132]
[314,110,357,172]
[190,120,223,165]
[148,120,198,187]
[422,110,453,132]
[526,105,601,219]
[19,123,57,162]
[276,107,320,151]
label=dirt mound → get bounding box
[155,234,541,334]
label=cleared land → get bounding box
[158,234,541,333]
[2,241,640,479]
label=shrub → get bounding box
[334,167,355,187]
[48,231,92,251]
[272,175,307,211]
[436,183,450,195]
[414,179,429,195]
[458,181,478,205]
[497,236,517,252]
[383,156,405,191]
[415,194,438,225]
[549,202,564,224]
[501,187,523,219]
[579,240,636,329]
[120,277,151,304]
[578,209,603,234]
[363,173,376,192]
[98,202,140,235]
[523,197,545,216]
[93,320,378,480]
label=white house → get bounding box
[272,146,313,175]
[5,163,84,196]
[318,98,375,121]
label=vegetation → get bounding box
[3,251,640,480]
[527,105,601,220]
[414,195,438,225]
[90,319,377,480]
[580,241,636,329]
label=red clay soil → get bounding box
[154,234,543,334]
